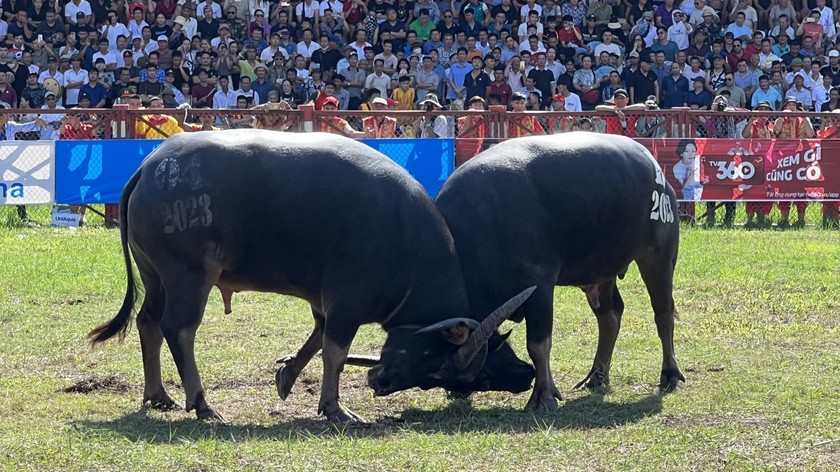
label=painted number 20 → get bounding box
[163,194,213,234]
[650,190,674,223]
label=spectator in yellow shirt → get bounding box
[136,96,184,139]
[391,75,416,110]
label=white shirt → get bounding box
[0,20,7,39]
[213,87,238,108]
[197,1,223,19]
[101,23,130,51]
[183,18,198,40]
[92,50,118,67]
[668,21,692,50]
[260,46,287,63]
[62,68,89,104]
[364,72,391,96]
[65,0,92,24]
[812,83,832,111]
[39,105,66,139]
[320,0,343,15]
[235,88,260,105]
[516,22,544,40]
[561,92,582,111]
[128,20,148,40]
[38,70,63,85]
[593,42,621,57]
[296,41,319,58]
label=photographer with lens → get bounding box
[413,93,451,137]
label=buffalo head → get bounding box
[359,287,536,397]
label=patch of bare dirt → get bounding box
[63,375,131,394]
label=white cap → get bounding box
[830,50,840,58]
[157,35,168,41]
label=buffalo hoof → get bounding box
[524,386,563,412]
[143,393,182,411]
[322,404,366,424]
[573,369,609,391]
[656,369,686,394]
[275,357,298,401]
[196,406,226,422]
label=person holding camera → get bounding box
[413,93,449,137]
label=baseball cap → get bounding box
[612,88,628,98]
[756,100,772,109]
[830,50,840,58]
[323,96,339,106]
[161,87,175,96]
[79,92,91,101]
[371,97,388,106]
[551,93,565,102]
[629,51,640,58]
[157,35,168,41]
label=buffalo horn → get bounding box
[343,354,381,367]
[415,318,480,345]
[454,286,537,370]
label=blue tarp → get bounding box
[54,138,454,204]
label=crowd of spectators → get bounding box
[0,0,839,115]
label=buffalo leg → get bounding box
[159,271,219,420]
[136,275,179,410]
[524,285,563,411]
[275,308,325,400]
[318,317,362,422]
[575,279,624,390]
[637,254,685,392]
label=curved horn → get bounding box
[453,286,537,370]
[415,318,479,345]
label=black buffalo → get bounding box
[88,130,535,422]
[369,132,683,409]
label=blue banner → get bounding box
[55,140,164,204]
[361,138,454,197]
[55,138,454,204]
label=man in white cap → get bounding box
[413,93,450,137]
[822,49,840,84]
[156,35,172,69]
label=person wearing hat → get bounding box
[413,93,449,137]
[581,14,601,44]
[0,105,50,224]
[629,57,658,105]
[39,90,66,139]
[667,9,692,51]
[136,95,184,138]
[772,96,815,229]
[688,2,717,26]
[546,93,571,133]
[586,0,611,26]
[594,88,639,135]
[20,72,47,109]
[362,96,398,137]
[319,96,364,136]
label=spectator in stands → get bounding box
[820,84,840,111]
[507,91,544,136]
[136,95,183,138]
[661,62,688,109]
[413,93,449,137]
[751,74,783,109]
[629,57,658,104]
[40,91,65,139]
[362,96,397,137]
[595,88,639,136]
[774,97,815,229]
[786,74,813,109]
[719,71,747,108]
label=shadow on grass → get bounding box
[78,393,662,443]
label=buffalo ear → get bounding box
[415,318,480,345]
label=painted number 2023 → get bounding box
[163,194,213,234]
[650,190,674,223]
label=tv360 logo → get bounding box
[711,160,756,180]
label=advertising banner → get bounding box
[0,141,55,205]
[55,139,455,204]
[640,139,840,201]
[55,139,163,205]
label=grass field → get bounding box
[0,209,838,471]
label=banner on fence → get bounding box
[55,139,163,204]
[0,141,55,205]
[361,138,454,197]
[641,139,840,201]
[55,138,454,204]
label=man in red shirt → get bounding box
[489,67,512,105]
[0,72,17,106]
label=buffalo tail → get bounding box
[87,169,142,345]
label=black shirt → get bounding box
[630,69,657,104]
[435,20,463,38]
[463,70,491,100]
[821,65,840,86]
[197,18,220,39]
[528,67,554,104]
[311,48,342,72]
